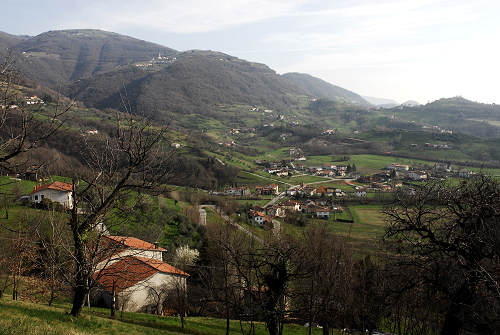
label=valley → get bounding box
[1,27,499,335]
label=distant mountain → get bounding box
[1,29,370,123]
[402,100,420,107]
[282,72,370,106]
[390,96,500,138]
[362,95,399,108]
[66,50,303,119]
[4,29,177,87]
[0,31,30,48]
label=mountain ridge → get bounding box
[282,72,370,106]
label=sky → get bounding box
[3,0,500,104]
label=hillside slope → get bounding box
[282,72,369,106]
[387,96,500,138]
[8,29,177,87]
[67,50,303,119]
[0,31,30,48]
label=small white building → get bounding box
[315,207,330,219]
[408,171,428,181]
[226,187,250,196]
[30,181,73,208]
[354,190,367,197]
[458,170,474,178]
[387,163,410,171]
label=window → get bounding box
[41,195,44,200]
[34,195,38,200]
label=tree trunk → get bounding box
[70,280,88,316]
[266,316,278,335]
[12,275,17,300]
[440,284,473,335]
[48,288,55,306]
[70,228,89,317]
[111,280,116,318]
[441,307,462,335]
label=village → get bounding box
[210,148,477,229]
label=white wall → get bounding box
[120,272,187,312]
[31,189,73,208]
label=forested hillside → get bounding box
[3,29,177,87]
[283,72,370,106]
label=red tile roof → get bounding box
[105,236,167,252]
[134,256,189,277]
[96,256,157,293]
[31,181,72,194]
[95,256,188,293]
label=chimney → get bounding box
[154,242,159,249]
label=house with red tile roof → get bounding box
[95,236,167,271]
[249,210,272,225]
[30,181,73,208]
[93,236,188,313]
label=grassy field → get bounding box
[0,297,324,335]
[280,204,387,256]
[331,205,386,255]
[0,176,37,195]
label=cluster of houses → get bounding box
[249,199,343,223]
[135,53,177,69]
[384,163,476,181]
[295,164,351,177]
[255,160,293,177]
[1,95,45,110]
[424,143,450,149]
[25,95,45,105]
[422,124,453,134]
[256,158,354,178]
[255,184,279,195]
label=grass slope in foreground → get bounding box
[0,298,324,335]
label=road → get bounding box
[240,171,294,187]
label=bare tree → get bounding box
[0,54,71,175]
[293,223,354,335]
[32,209,73,306]
[165,276,190,330]
[66,112,173,316]
[0,218,38,301]
[383,175,500,335]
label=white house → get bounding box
[354,190,367,197]
[30,181,73,208]
[386,163,410,171]
[94,256,188,313]
[171,142,181,149]
[226,187,250,196]
[315,207,330,219]
[458,170,474,178]
[408,171,428,181]
[93,236,188,313]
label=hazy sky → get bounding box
[3,0,500,104]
